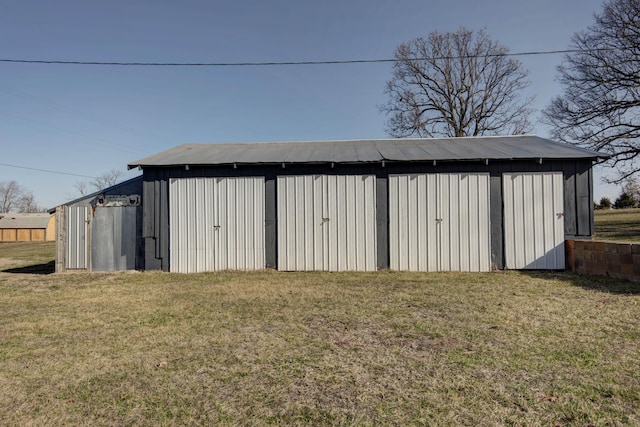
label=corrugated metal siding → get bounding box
[65,206,90,269]
[169,177,265,273]
[277,175,324,271]
[503,172,565,269]
[277,175,377,271]
[439,173,491,271]
[389,174,439,271]
[91,207,138,271]
[389,173,491,272]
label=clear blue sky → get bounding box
[0,0,616,209]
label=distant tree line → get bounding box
[596,179,640,209]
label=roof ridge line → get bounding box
[182,134,538,146]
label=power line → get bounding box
[0,163,96,179]
[0,48,618,67]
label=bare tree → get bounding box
[74,181,90,197]
[381,28,533,138]
[74,169,124,197]
[0,181,43,213]
[0,180,24,213]
[91,169,123,191]
[542,0,640,183]
[17,192,44,213]
[622,178,640,205]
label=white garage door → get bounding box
[169,177,265,273]
[389,173,491,272]
[503,172,565,269]
[277,175,377,271]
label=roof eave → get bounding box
[129,154,604,170]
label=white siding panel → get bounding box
[552,173,566,269]
[532,175,545,268]
[326,175,340,270]
[277,175,324,271]
[503,172,565,269]
[406,175,417,270]
[440,173,491,272]
[169,177,265,273]
[503,174,515,269]
[389,174,439,271]
[277,175,377,271]
[65,206,90,270]
[389,173,491,272]
[332,175,377,271]
[426,174,439,271]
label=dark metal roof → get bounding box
[128,136,607,168]
[47,175,143,213]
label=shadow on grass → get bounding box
[521,270,640,295]
[595,225,640,242]
[2,261,55,275]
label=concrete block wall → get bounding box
[566,240,640,282]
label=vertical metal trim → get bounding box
[264,177,277,269]
[55,206,66,273]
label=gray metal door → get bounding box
[91,206,138,271]
[503,172,565,269]
[169,177,265,273]
[277,175,377,271]
[389,173,491,272]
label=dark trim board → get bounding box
[490,172,504,269]
[265,177,277,268]
[140,159,595,272]
[376,176,389,269]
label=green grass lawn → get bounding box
[594,207,640,242]
[1,242,639,425]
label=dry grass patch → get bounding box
[0,241,55,273]
[595,208,640,242]
[1,244,639,425]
